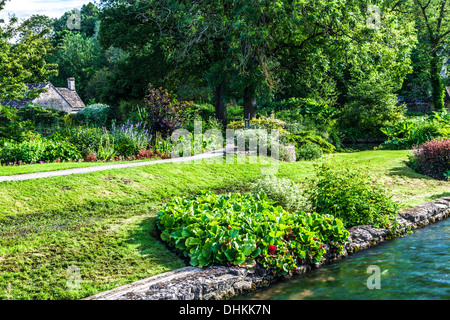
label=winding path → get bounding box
[0,148,227,182]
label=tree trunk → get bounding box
[243,85,258,120]
[215,82,227,122]
[430,51,445,112]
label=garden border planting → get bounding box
[84,196,450,300]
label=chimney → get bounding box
[68,78,76,91]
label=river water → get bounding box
[235,218,449,300]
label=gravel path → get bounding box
[0,148,227,182]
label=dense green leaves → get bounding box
[157,191,349,276]
[306,164,400,228]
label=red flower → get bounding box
[319,245,323,249]
[313,237,317,241]
[268,245,277,255]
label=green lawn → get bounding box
[0,158,162,176]
[0,150,448,299]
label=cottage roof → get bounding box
[1,81,85,112]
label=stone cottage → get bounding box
[1,78,85,114]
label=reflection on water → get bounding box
[235,218,450,300]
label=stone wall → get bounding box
[85,197,450,301]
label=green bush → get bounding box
[251,175,307,213]
[57,126,107,157]
[379,114,450,150]
[305,164,399,228]
[73,104,111,127]
[0,139,82,164]
[110,120,152,157]
[157,191,349,276]
[296,142,323,161]
[336,75,406,140]
[283,131,335,160]
[17,105,66,127]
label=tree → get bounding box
[409,0,450,111]
[0,3,57,101]
[48,32,104,100]
[97,0,417,124]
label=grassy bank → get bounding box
[0,150,448,299]
[0,158,163,176]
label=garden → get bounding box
[1,0,450,301]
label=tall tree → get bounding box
[0,3,57,101]
[409,0,450,111]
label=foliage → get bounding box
[17,105,66,128]
[143,84,191,138]
[0,105,39,143]
[379,113,450,150]
[296,142,323,161]
[408,138,450,181]
[227,114,286,132]
[336,75,407,139]
[305,164,399,229]
[48,29,104,101]
[283,131,336,159]
[0,14,58,101]
[251,175,307,213]
[73,103,111,127]
[0,139,82,164]
[156,191,349,276]
[110,120,152,157]
[57,126,107,157]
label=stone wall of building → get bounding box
[32,85,72,113]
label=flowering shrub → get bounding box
[409,138,450,180]
[111,120,152,157]
[157,191,349,276]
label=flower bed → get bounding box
[156,191,349,276]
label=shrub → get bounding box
[283,132,335,160]
[143,84,191,138]
[157,191,349,276]
[227,114,286,133]
[408,138,450,180]
[0,139,82,164]
[58,126,107,156]
[296,142,323,161]
[17,105,66,127]
[305,164,399,228]
[74,104,111,127]
[336,75,406,139]
[379,116,449,150]
[251,176,307,213]
[111,120,152,157]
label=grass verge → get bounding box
[0,150,448,299]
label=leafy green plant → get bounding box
[156,191,349,276]
[251,175,307,213]
[296,142,323,161]
[305,164,399,228]
[74,103,111,127]
[111,120,152,157]
[0,139,82,164]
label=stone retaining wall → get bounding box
[85,197,450,300]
